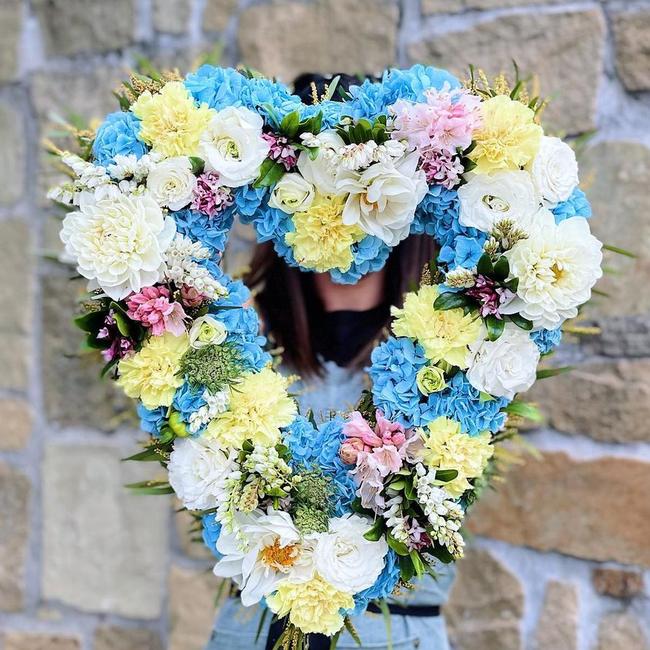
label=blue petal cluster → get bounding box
[173,382,207,430]
[351,550,401,615]
[552,188,592,223]
[439,235,484,270]
[137,403,167,437]
[172,207,234,256]
[92,111,147,168]
[531,327,563,354]
[201,513,222,559]
[330,237,392,284]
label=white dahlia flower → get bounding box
[168,437,239,512]
[312,514,388,593]
[531,136,579,207]
[466,326,541,399]
[60,192,176,300]
[458,170,541,233]
[146,156,197,210]
[336,151,428,246]
[501,210,603,329]
[198,106,270,187]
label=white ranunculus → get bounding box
[146,156,197,210]
[312,514,388,593]
[268,173,315,214]
[198,106,270,187]
[214,509,311,606]
[531,136,579,207]
[458,170,541,233]
[297,130,346,195]
[189,315,228,348]
[60,192,176,300]
[168,437,238,511]
[466,326,540,399]
[501,210,603,330]
[336,152,428,246]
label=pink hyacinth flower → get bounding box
[127,286,188,336]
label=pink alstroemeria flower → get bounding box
[127,286,187,336]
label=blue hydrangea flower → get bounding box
[421,372,509,436]
[173,382,207,429]
[92,111,147,168]
[233,339,272,371]
[344,79,391,120]
[184,66,251,110]
[243,77,303,124]
[172,207,234,255]
[381,64,460,105]
[351,550,401,615]
[234,185,268,218]
[284,416,319,467]
[137,403,167,437]
[552,188,592,223]
[202,513,222,559]
[300,100,346,128]
[210,279,260,338]
[330,237,392,284]
[439,235,484,270]
[531,327,563,354]
[369,337,428,427]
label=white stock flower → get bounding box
[458,170,541,233]
[146,156,197,210]
[531,136,579,207]
[60,192,176,300]
[312,514,388,593]
[168,437,239,511]
[297,130,346,195]
[214,509,310,606]
[336,152,428,246]
[189,315,228,348]
[466,326,540,399]
[268,173,315,213]
[199,106,270,187]
[501,210,603,330]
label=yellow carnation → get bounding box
[285,193,365,272]
[206,367,297,448]
[418,416,493,497]
[116,332,189,409]
[266,574,354,636]
[131,81,213,157]
[391,285,482,368]
[469,95,543,173]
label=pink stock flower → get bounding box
[262,132,298,170]
[191,172,234,217]
[179,285,206,308]
[466,275,515,318]
[391,85,482,156]
[405,519,431,551]
[97,311,134,362]
[419,149,464,189]
[127,286,188,336]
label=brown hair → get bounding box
[244,236,437,377]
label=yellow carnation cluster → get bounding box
[469,95,542,173]
[391,285,483,368]
[418,416,493,498]
[285,193,365,272]
[132,81,213,157]
[266,574,354,636]
[116,332,189,409]
[207,367,297,448]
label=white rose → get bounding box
[268,173,315,214]
[458,170,541,233]
[146,156,197,210]
[60,192,176,300]
[312,514,388,593]
[168,437,238,511]
[198,106,270,187]
[189,315,228,348]
[531,136,579,207]
[466,326,540,399]
[501,210,603,330]
[336,152,428,246]
[297,130,346,195]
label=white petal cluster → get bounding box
[531,136,579,207]
[146,156,197,210]
[297,130,346,195]
[188,389,230,434]
[268,173,315,214]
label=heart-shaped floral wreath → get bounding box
[49,63,602,647]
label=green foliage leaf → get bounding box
[508,313,533,330]
[493,256,510,281]
[399,554,416,582]
[434,292,470,311]
[485,315,505,341]
[363,518,386,542]
[477,253,494,277]
[279,110,301,139]
[435,469,459,483]
[504,400,544,423]
[409,550,426,577]
[536,366,574,379]
[124,481,174,495]
[253,159,285,188]
[603,243,636,258]
[189,156,205,175]
[387,534,409,556]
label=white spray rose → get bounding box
[297,130,346,195]
[458,170,541,233]
[60,192,176,300]
[199,106,270,187]
[146,156,197,210]
[531,136,579,207]
[466,326,540,399]
[501,210,603,330]
[312,514,388,593]
[189,315,228,348]
[336,152,428,246]
[168,437,239,511]
[268,173,315,214]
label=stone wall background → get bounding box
[0,1,649,649]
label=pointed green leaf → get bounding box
[493,256,510,281]
[435,468,459,482]
[508,313,533,330]
[363,518,386,542]
[434,292,469,311]
[536,366,574,379]
[485,315,506,341]
[477,253,494,277]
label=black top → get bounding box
[312,303,390,367]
